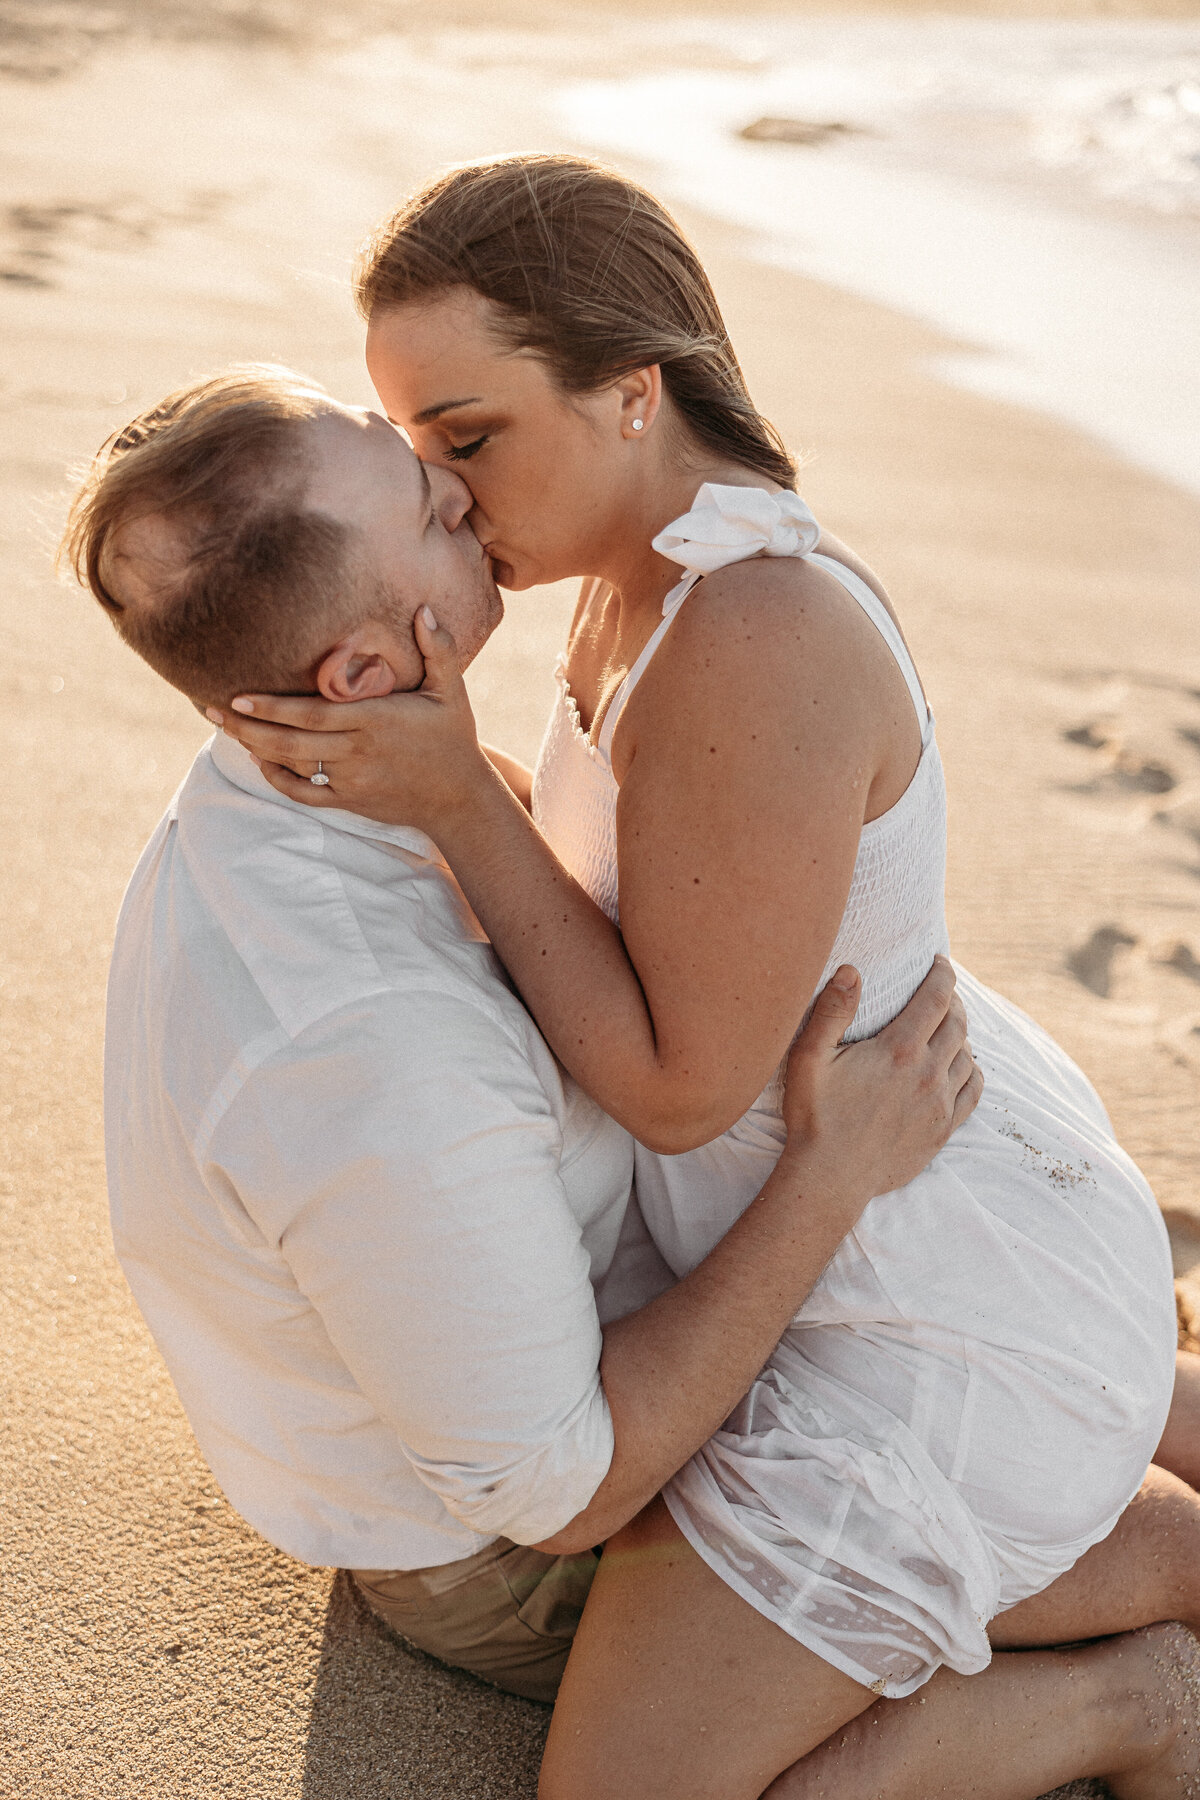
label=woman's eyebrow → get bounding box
[411,396,482,425]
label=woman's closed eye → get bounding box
[445,433,490,463]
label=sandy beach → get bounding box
[2,1,1198,1793]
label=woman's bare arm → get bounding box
[217,560,922,1150]
[481,744,533,810]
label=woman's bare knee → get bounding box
[540,1498,868,1800]
[991,1464,1200,1648]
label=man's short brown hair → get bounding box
[62,366,367,705]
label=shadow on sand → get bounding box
[301,1572,549,1799]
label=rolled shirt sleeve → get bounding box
[207,986,616,1546]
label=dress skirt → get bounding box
[638,969,1177,1696]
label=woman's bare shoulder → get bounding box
[661,550,899,686]
[616,547,916,779]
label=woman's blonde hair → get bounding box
[356,155,797,491]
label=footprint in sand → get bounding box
[1110,756,1176,795]
[1061,723,1109,750]
[1058,673,1200,808]
[1158,1011,1200,1071]
[1153,941,1200,982]
[1056,680,1200,899]
[1154,793,1200,848]
[1066,925,1138,998]
[1060,721,1178,796]
[0,193,226,289]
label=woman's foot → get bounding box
[1104,1622,1200,1799]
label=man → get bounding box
[64,364,981,1703]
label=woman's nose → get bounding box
[426,463,474,533]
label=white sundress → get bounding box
[531,482,1177,1699]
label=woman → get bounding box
[216,158,1199,1796]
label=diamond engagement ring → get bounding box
[310,762,330,787]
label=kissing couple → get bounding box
[71,155,1200,1797]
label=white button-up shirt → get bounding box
[105,732,656,1571]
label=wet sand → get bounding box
[1,3,1197,1794]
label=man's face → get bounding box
[303,404,504,691]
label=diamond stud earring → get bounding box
[631,419,644,432]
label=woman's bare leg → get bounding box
[989,1465,1200,1648]
[1155,1351,1200,1491]
[766,1623,1200,1800]
[542,1470,1200,1800]
[540,1496,874,1800]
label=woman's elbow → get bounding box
[616,1060,759,1152]
[632,1097,739,1157]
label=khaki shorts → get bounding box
[351,1538,599,1704]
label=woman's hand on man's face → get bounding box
[206,609,493,829]
[780,955,982,1203]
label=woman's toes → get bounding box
[1105,1622,1200,1800]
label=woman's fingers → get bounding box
[205,698,356,772]
[255,759,340,806]
[224,694,347,729]
[211,717,354,767]
[413,607,462,695]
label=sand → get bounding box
[1,3,1197,1794]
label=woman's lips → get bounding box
[487,551,515,589]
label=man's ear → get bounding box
[316,626,400,702]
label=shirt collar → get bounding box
[206,728,439,861]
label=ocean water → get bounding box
[553,18,1200,496]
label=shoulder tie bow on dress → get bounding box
[651,483,821,580]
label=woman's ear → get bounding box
[316,630,399,702]
[616,364,663,439]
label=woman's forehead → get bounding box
[366,293,544,410]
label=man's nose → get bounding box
[426,463,474,533]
